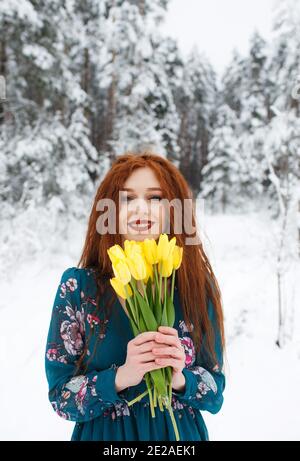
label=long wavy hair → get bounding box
[74,151,225,376]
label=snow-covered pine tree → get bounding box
[261,0,300,212]
[0,1,99,214]
[97,0,180,160]
[176,48,217,196]
[201,104,240,212]
[238,31,271,200]
[267,0,300,115]
[0,1,101,269]
[222,49,247,118]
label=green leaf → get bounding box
[125,299,140,335]
[146,277,153,307]
[149,368,168,396]
[153,288,162,325]
[129,318,140,336]
[139,313,148,333]
[161,301,168,327]
[166,292,175,327]
[135,290,158,331]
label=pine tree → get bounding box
[176,48,217,196]
[96,0,180,160]
[267,0,300,114]
[201,104,240,212]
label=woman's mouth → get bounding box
[128,219,154,232]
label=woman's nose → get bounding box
[131,197,149,213]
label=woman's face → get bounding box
[118,167,168,242]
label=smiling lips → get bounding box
[128,219,154,231]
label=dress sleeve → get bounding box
[172,298,226,414]
[45,267,128,423]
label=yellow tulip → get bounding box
[126,252,147,280]
[158,257,173,277]
[157,234,176,261]
[143,260,154,284]
[124,239,143,259]
[110,277,133,299]
[172,246,183,270]
[112,259,131,285]
[142,238,159,265]
[107,244,126,264]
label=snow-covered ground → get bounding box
[0,210,299,441]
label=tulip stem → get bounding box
[158,394,164,411]
[154,264,159,292]
[129,280,139,316]
[141,279,150,308]
[125,284,138,326]
[126,389,150,406]
[171,269,176,303]
[131,277,138,313]
[164,276,167,311]
[153,386,157,407]
[168,375,172,404]
[166,403,180,441]
[159,262,162,307]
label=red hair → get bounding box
[75,151,225,375]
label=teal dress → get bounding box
[45,267,225,441]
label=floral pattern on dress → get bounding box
[50,373,99,419]
[46,346,68,364]
[60,304,85,355]
[191,366,218,396]
[46,277,85,361]
[46,271,133,422]
[176,318,221,409]
[60,277,78,298]
[178,319,196,367]
[46,268,225,430]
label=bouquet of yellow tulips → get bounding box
[107,233,183,441]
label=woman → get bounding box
[45,151,226,441]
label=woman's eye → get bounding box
[122,195,162,201]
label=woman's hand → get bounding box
[115,331,167,392]
[151,326,186,391]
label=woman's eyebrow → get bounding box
[121,187,162,191]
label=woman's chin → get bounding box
[122,232,159,242]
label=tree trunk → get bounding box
[0,23,7,125]
[275,271,284,348]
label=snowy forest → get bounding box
[0,0,299,441]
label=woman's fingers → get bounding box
[154,357,182,369]
[136,340,159,354]
[152,346,184,359]
[155,332,181,348]
[139,352,164,363]
[158,326,178,335]
[132,331,158,346]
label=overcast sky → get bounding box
[161,0,276,75]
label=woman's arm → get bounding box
[45,267,128,423]
[172,299,226,414]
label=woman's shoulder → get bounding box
[59,266,98,287]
